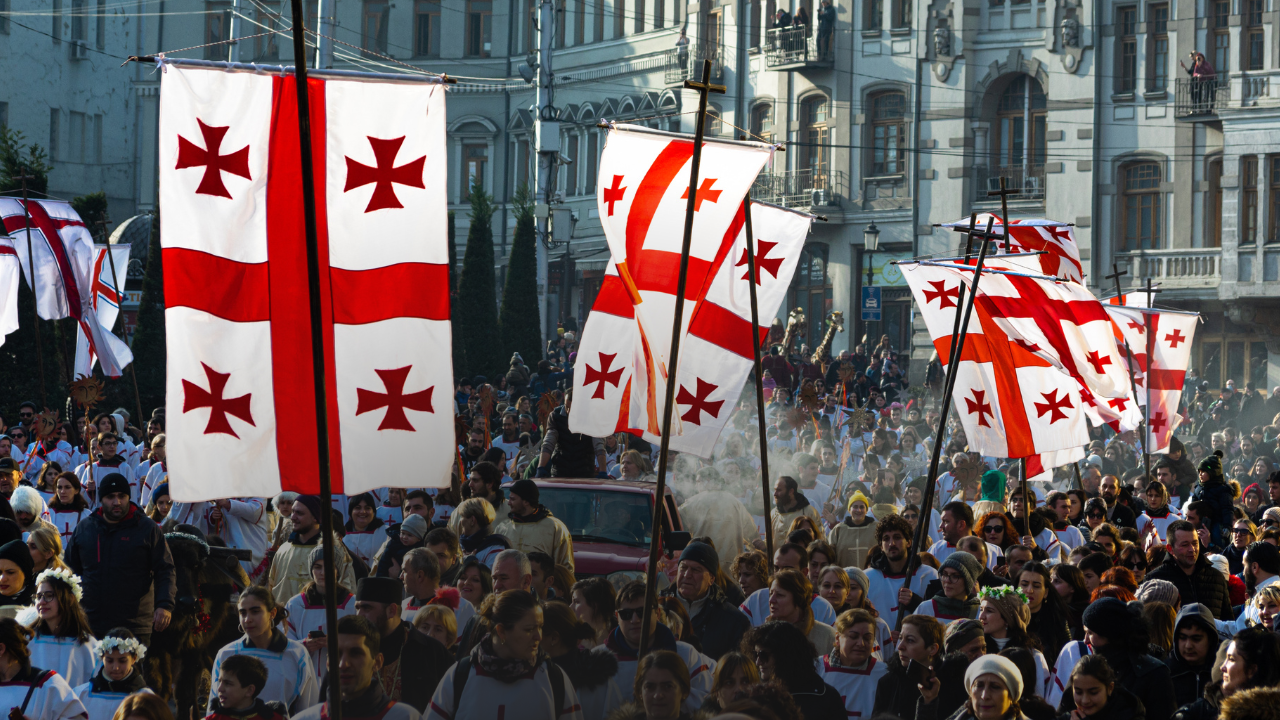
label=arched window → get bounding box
[994,75,1046,171]
[869,91,906,175]
[788,243,831,351]
[799,95,829,186]
[750,103,774,143]
[1121,161,1163,250]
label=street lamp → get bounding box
[863,222,880,287]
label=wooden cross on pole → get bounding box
[1139,277,1161,480]
[638,58,725,659]
[987,175,1018,241]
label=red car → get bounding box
[531,477,690,578]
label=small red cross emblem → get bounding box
[1126,320,1145,334]
[676,378,724,425]
[182,363,255,438]
[1165,329,1186,348]
[602,174,627,216]
[735,240,784,284]
[1107,397,1129,410]
[965,390,994,427]
[680,178,722,211]
[923,280,960,309]
[175,119,252,199]
[1150,412,1167,434]
[355,366,435,431]
[344,136,427,213]
[1014,338,1042,353]
[1085,351,1113,374]
[1034,389,1073,423]
[584,352,624,399]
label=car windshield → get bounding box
[539,487,654,547]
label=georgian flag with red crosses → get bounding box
[570,125,773,441]
[1104,302,1199,454]
[158,63,452,501]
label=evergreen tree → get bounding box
[0,127,51,195]
[70,192,110,236]
[448,210,465,375]
[128,214,166,415]
[499,184,542,366]
[456,180,502,380]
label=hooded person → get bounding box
[1166,603,1222,710]
[981,470,1007,505]
[915,552,982,621]
[1192,451,1236,549]
[10,486,49,533]
[828,490,878,569]
[1053,598,1175,719]
[492,480,575,572]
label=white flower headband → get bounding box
[35,568,82,602]
[97,635,147,660]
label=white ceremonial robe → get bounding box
[294,699,419,720]
[28,636,100,688]
[818,655,889,720]
[0,669,88,720]
[48,508,92,547]
[169,499,270,574]
[73,684,153,720]
[75,461,135,506]
[1046,640,1091,708]
[928,539,1003,569]
[212,634,319,713]
[864,565,938,621]
[426,660,583,720]
[342,528,385,569]
[284,591,356,679]
[401,595,476,631]
[740,588,836,626]
[140,464,167,507]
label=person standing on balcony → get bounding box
[1180,52,1217,112]
[817,0,835,57]
[675,27,690,69]
[774,7,792,29]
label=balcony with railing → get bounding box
[664,44,723,85]
[1113,248,1221,290]
[973,164,1046,202]
[764,26,833,69]
[1174,77,1230,118]
[751,169,848,208]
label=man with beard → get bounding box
[792,453,829,509]
[459,426,487,474]
[352,577,453,713]
[1214,541,1280,635]
[492,479,575,571]
[770,476,823,541]
[864,514,937,620]
[294,616,418,720]
[491,413,521,466]
[1099,474,1137,528]
[269,495,356,603]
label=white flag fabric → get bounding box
[940,214,1083,282]
[1105,305,1198,453]
[0,237,18,346]
[73,244,134,378]
[160,63,452,501]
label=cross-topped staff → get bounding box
[638,59,726,659]
[14,174,47,408]
[896,215,1000,631]
[738,186,776,574]
[1140,277,1162,481]
[1106,264,1150,477]
[94,218,147,432]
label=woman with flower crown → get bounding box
[28,568,99,687]
[976,585,1050,697]
[72,628,150,720]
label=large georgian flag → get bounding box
[0,236,18,346]
[159,64,451,501]
[1104,304,1198,453]
[940,214,1084,282]
[73,244,133,378]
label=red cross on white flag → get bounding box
[73,244,133,378]
[1104,304,1198,453]
[940,215,1084,283]
[159,64,452,501]
[0,237,17,346]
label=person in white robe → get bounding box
[212,587,318,715]
[168,498,270,576]
[28,569,98,688]
[0,618,88,720]
[283,549,356,680]
[72,630,150,720]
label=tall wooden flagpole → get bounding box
[285,5,342,718]
[16,175,47,408]
[741,192,775,572]
[638,59,725,658]
[96,224,147,426]
[896,216,997,631]
[1106,263,1148,480]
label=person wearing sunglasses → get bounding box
[974,511,1018,554]
[606,581,716,713]
[1080,498,1108,539]
[1223,520,1257,576]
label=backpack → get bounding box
[451,656,566,717]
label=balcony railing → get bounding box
[974,164,1046,202]
[1243,74,1271,105]
[764,25,833,68]
[1174,77,1230,118]
[664,44,723,85]
[1113,248,1221,290]
[752,169,847,208]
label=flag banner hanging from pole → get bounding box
[0,237,19,347]
[1104,305,1199,453]
[939,214,1084,283]
[159,62,452,501]
[74,244,134,378]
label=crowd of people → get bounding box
[0,332,1279,720]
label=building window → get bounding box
[789,243,832,349]
[415,1,440,56]
[1245,0,1264,70]
[615,0,625,37]
[0,0,9,35]
[466,0,492,57]
[95,0,104,47]
[71,0,86,41]
[1208,158,1223,248]
[362,0,389,55]
[253,3,282,61]
[48,109,59,164]
[1270,157,1280,243]
[1214,0,1230,75]
[52,0,62,42]
[1243,156,1259,244]
[1148,4,1168,91]
[799,96,829,185]
[586,132,599,193]
[575,0,585,43]
[654,0,664,28]
[750,103,774,143]
[870,91,906,175]
[706,105,723,135]
[864,0,882,30]
[565,133,579,196]
[204,3,231,60]
[634,0,645,32]
[750,0,761,48]
[1116,6,1137,93]
[995,75,1046,171]
[594,0,604,41]
[462,143,488,201]
[1121,161,1163,250]
[891,0,910,28]
[0,103,7,128]
[556,0,566,46]
[514,138,530,191]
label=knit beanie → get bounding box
[940,551,981,596]
[509,479,541,506]
[1081,597,1132,642]
[0,539,33,584]
[1135,579,1180,606]
[964,654,1023,700]
[98,473,131,499]
[944,619,985,655]
[401,513,430,542]
[845,567,871,600]
[294,495,325,522]
[678,541,719,576]
[848,490,870,511]
[980,471,1007,504]
[1199,451,1225,484]
[977,586,1030,633]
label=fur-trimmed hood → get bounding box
[553,645,619,691]
[10,486,45,521]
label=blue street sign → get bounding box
[861,286,881,321]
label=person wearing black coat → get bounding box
[743,621,844,720]
[1057,598,1175,720]
[65,473,175,643]
[1164,603,1221,711]
[1144,520,1234,619]
[1057,685,1146,720]
[659,542,750,660]
[873,618,967,720]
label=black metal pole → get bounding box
[98,233,147,424]
[895,219,995,631]
[18,177,47,408]
[638,59,724,658]
[742,195,774,572]
[285,3,340,717]
[1108,264,1146,478]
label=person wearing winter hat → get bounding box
[916,552,982,621]
[829,489,877,568]
[1135,578,1181,607]
[284,546,356,679]
[493,479,575,572]
[656,540,749,659]
[938,654,1025,720]
[1193,450,1237,548]
[266,494,355,605]
[944,618,989,661]
[1055,597,1175,720]
[976,586,1048,698]
[980,470,1007,505]
[0,538,35,610]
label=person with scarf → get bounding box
[1016,562,1070,663]
[426,590,583,720]
[1054,598,1174,720]
[743,620,844,720]
[819,609,889,720]
[874,613,968,719]
[977,586,1049,697]
[267,495,355,604]
[918,653,1030,720]
[492,480,575,572]
[294,616,418,720]
[605,582,715,712]
[543,602,623,720]
[0,618,87,720]
[284,547,356,680]
[454,497,510,568]
[73,629,151,720]
[916,551,983,621]
[29,569,98,687]
[341,493,386,569]
[212,586,318,714]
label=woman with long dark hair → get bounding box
[976,511,1020,553]
[0,619,88,720]
[1057,598,1173,720]
[766,569,837,656]
[212,586,318,713]
[1018,562,1070,661]
[340,493,384,569]
[977,587,1048,697]
[742,621,844,720]
[569,576,616,649]
[1175,625,1280,719]
[1062,653,1145,720]
[1050,563,1089,639]
[701,652,757,714]
[542,601,622,720]
[47,474,90,549]
[29,569,97,686]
